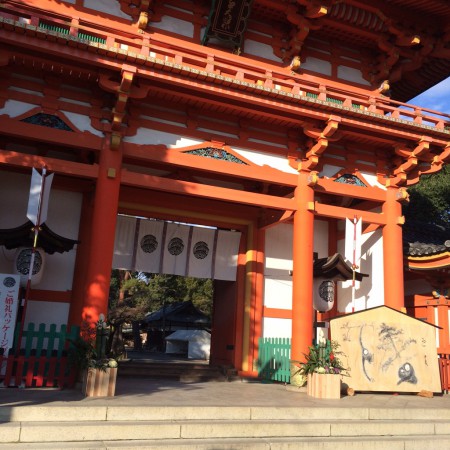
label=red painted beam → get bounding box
[0,149,98,179]
[121,169,296,210]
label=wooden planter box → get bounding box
[307,373,341,399]
[82,367,117,397]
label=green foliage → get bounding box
[295,340,347,376]
[108,271,213,319]
[67,335,94,371]
[403,164,450,228]
[108,269,122,310]
[68,315,117,372]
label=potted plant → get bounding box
[68,314,118,397]
[295,339,347,399]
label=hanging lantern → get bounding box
[313,278,335,312]
[13,247,46,287]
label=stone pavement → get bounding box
[1,376,449,409]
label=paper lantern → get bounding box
[313,278,335,312]
[14,247,46,287]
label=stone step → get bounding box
[1,435,450,450]
[117,361,231,382]
[1,418,449,444]
[4,405,450,423]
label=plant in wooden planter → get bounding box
[68,314,118,397]
[295,340,348,399]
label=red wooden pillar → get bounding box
[291,170,315,364]
[437,304,449,353]
[382,186,405,310]
[68,191,93,327]
[82,134,122,324]
[233,229,247,371]
[248,228,264,373]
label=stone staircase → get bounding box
[117,358,239,382]
[1,403,450,449]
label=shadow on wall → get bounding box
[337,229,381,312]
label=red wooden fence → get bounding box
[0,350,76,388]
[0,322,79,388]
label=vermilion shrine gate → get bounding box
[0,0,448,384]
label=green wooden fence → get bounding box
[257,337,291,383]
[0,323,80,388]
[14,322,80,357]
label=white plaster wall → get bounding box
[321,167,383,187]
[151,16,194,38]
[0,100,37,117]
[263,317,292,338]
[264,277,292,309]
[61,111,104,137]
[234,148,298,174]
[337,228,384,312]
[125,129,297,177]
[264,220,328,278]
[337,65,370,85]
[124,128,200,147]
[244,40,282,62]
[320,164,344,178]
[265,223,293,274]
[435,307,440,348]
[83,0,132,20]
[24,301,70,329]
[358,172,387,189]
[314,220,329,258]
[0,171,81,292]
[264,223,293,312]
[263,220,329,337]
[301,57,332,76]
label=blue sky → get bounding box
[409,77,450,115]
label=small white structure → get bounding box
[165,329,211,360]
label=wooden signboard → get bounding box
[330,306,441,393]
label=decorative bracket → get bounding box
[283,3,324,63]
[368,11,434,84]
[295,0,332,18]
[99,65,150,150]
[379,137,450,187]
[288,116,341,171]
[119,0,152,29]
[138,0,151,30]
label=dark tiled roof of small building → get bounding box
[0,220,79,254]
[403,221,450,257]
[313,253,368,281]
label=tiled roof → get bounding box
[403,221,450,257]
[313,253,368,281]
[0,220,79,254]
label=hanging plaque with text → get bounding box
[0,274,20,357]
